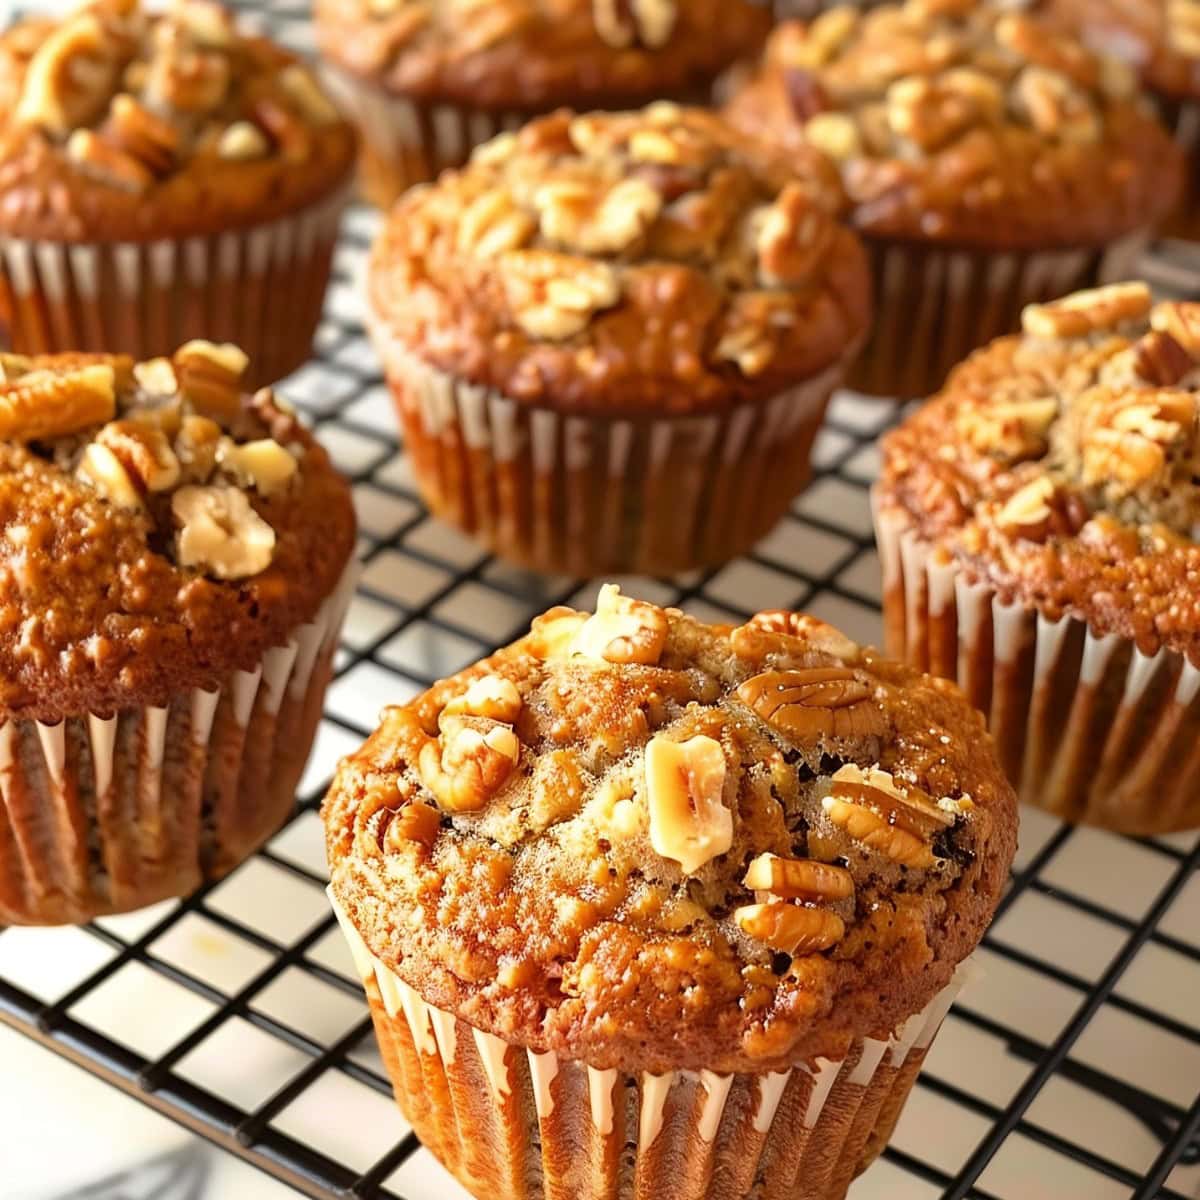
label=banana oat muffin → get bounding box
[314,0,772,207]
[724,0,1182,397]
[0,341,356,924]
[324,587,1017,1200]
[367,105,871,575]
[876,280,1200,833]
[0,0,356,384]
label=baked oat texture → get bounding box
[0,343,356,721]
[879,281,1200,661]
[324,586,1017,1075]
[314,0,771,110]
[368,105,872,411]
[723,0,1182,248]
[0,0,356,240]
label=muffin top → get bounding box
[368,106,872,414]
[0,342,355,722]
[879,281,1200,661]
[723,0,1181,249]
[0,0,356,242]
[1042,0,1200,103]
[314,0,771,110]
[323,588,1017,1074]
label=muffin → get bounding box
[0,0,356,386]
[324,587,1017,1200]
[875,280,1200,833]
[313,0,772,208]
[1041,0,1200,238]
[724,0,1183,398]
[0,341,356,925]
[367,105,872,576]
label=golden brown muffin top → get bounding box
[368,106,872,414]
[0,0,356,242]
[0,343,355,721]
[1041,0,1200,103]
[324,588,1017,1074]
[723,0,1182,249]
[879,281,1200,661]
[314,0,771,110]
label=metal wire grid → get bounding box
[1,3,1199,1194]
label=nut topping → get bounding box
[96,419,182,493]
[173,341,248,425]
[77,442,143,511]
[527,606,589,659]
[730,611,859,661]
[383,801,441,852]
[443,674,523,724]
[14,14,118,137]
[0,363,116,441]
[996,475,1055,533]
[172,484,276,579]
[737,668,886,742]
[1150,301,1200,359]
[742,852,854,901]
[592,0,678,50]
[1021,283,1152,340]
[417,715,521,813]
[216,438,298,497]
[645,733,731,874]
[571,583,668,666]
[500,249,621,341]
[732,902,844,955]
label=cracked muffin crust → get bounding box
[323,587,1017,1076]
[724,0,1181,249]
[879,282,1200,659]
[0,342,355,722]
[369,105,870,412]
[0,0,356,242]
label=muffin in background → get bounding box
[725,0,1183,398]
[0,341,357,925]
[367,105,871,576]
[875,280,1200,834]
[0,0,356,386]
[324,588,1017,1200]
[1042,0,1200,239]
[314,0,772,208]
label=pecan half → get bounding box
[0,363,116,441]
[733,902,844,955]
[737,668,886,742]
[743,852,854,901]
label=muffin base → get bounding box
[330,890,971,1200]
[874,493,1200,834]
[0,185,349,389]
[849,232,1148,399]
[0,561,358,925]
[370,334,846,576]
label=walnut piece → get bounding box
[443,674,523,724]
[172,484,277,579]
[77,442,143,511]
[535,177,662,256]
[96,419,182,493]
[737,668,886,742]
[1081,390,1196,490]
[743,852,854,901]
[1150,301,1200,359]
[570,583,668,665]
[218,120,270,161]
[645,733,731,874]
[733,902,844,955]
[995,475,1055,534]
[1022,282,1152,340]
[173,341,249,426]
[417,715,520,813]
[592,0,677,50]
[15,14,118,137]
[500,249,620,341]
[0,363,115,441]
[527,606,589,659]
[216,437,298,497]
[384,801,440,852]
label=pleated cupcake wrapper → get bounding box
[0,183,350,387]
[0,559,359,926]
[369,329,844,575]
[320,64,527,206]
[1158,97,1200,240]
[330,889,974,1200]
[851,231,1148,399]
[873,492,1200,833]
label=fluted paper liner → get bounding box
[0,559,359,925]
[368,327,845,575]
[329,889,973,1200]
[851,232,1148,399]
[874,492,1200,833]
[320,65,525,207]
[0,185,349,387]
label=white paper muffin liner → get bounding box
[320,64,527,207]
[368,326,846,575]
[0,184,349,388]
[0,559,359,926]
[850,231,1149,398]
[329,888,974,1200]
[873,492,1200,833]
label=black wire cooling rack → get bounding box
[2,4,1200,1198]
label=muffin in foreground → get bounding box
[323,587,1017,1200]
[724,0,1183,398]
[0,342,356,925]
[367,105,872,576]
[314,0,771,208]
[875,280,1200,833]
[0,0,356,385]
